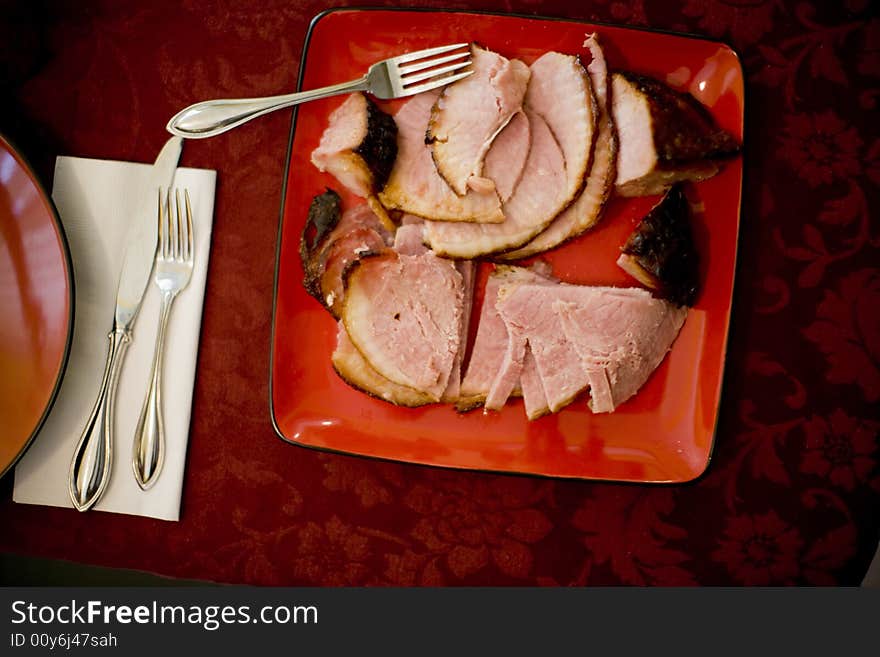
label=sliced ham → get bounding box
[332,322,435,407]
[503,34,616,260]
[441,260,476,402]
[612,71,740,197]
[300,193,392,317]
[483,325,527,411]
[495,283,587,413]
[497,284,687,414]
[424,110,567,258]
[428,45,530,196]
[553,288,687,412]
[617,183,699,306]
[483,110,530,202]
[342,250,464,401]
[311,93,398,223]
[378,91,505,224]
[524,50,597,210]
[393,222,428,256]
[458,265,556,410]
[520,344,550,420]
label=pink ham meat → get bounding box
[483,110,530,202]
[502,34,616,259]
[311,93,397,229]
[301,194,393,318]
[391,218,473,402]
[554,289,687,412]
[424,110,567,258]
[520,344,550,420]
[378,91,505,224]
[332,322,435,407]
[424,50,596,259]
[524,51,597,211]
[494,284,588,414]
[441,260,476,402]
[458,265,556,410]
[342,250,464,401]
[428,45,530,196]
[393,222,428,256]
[611,71,740,197]
[496,283,687,414]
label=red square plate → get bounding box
[270,8,744,483]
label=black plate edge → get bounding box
[0,132,76,481]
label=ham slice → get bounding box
[393,222,428,256]
[520,344,550,420]
[495,283,687,414]
[503,34,616,260]
[424,110,567,258]
[311,93,397,227]
[611,71,740,197]
[300,193,392,317]
[424,50,597,259]
[342,250,464,401]
[524,51,597,210]
[483,110,530,202]
[441,260,476,402]
[495,284,588,413]
[378,91,505,224]
[332,322,435,407]
[458,265,556,410]
[553,288,687,412]
[617,183,699,306]
[428,45,530,195]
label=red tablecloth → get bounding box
[1,0,877,586]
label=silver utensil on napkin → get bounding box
[68,136,183,512]
[166,43,472,139]
[132,188,194,490]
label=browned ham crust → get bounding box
[611,71,739,197]
[311,93,397,197]
[617,183,700,306]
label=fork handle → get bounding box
[166,75,370,139]
[132,290,177,490]
[69,327,130,511]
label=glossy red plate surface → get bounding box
[271,8,744,483]
[0,134,74,479]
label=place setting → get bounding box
[3,8,746,526]
[7,135,216,521]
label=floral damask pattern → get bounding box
[403,475,553,581]
[803,269,880,402]
[0,0,877,586]
[778,111,863,187]
[713,511,804,585]
[800,410,879,491]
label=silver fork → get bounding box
[166,43,472,139]
[132,188,194,490]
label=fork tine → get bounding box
[397,51,469,76]
[400,70,474,97]
[183,189,193,263]
[159,189,169,259]
[391,43,469,65]
[174,189,183,260]
[401,61,472,87]
[157,188,164,259]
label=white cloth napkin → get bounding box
[12,155,216,521]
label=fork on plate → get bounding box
[166,43,472,139]
[132,188,194,490]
